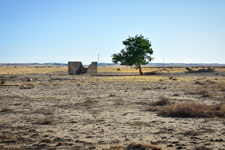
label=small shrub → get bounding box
[126,143,162,150]
[158,102,225,118]
[34,116,55,125]
[169,76,173,80]
[0,107,13,113]
[194,81,202,85]
[142,87,152,90]
[194,146,212,150]
[19,83,35,89]
[199,90,213,98]
[109,143,162,150]
[152,97,171,106]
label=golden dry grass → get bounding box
[0,66,225,83]
[0,66,67,75]
[98,66,188,73]
[1,65,225,75]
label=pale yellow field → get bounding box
[1,65,225,84]
[0,66,67,75]
[0,65,224,75]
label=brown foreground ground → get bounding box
[0,66,225,150]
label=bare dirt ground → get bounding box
[0,66,225,150]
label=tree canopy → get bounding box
[112,35,153,75]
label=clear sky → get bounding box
[1,0,225,64]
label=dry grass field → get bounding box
[0,65,225,150]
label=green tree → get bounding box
[112,35,153,75]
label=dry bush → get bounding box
[19,83,35,89]
[145,98,171,112]
[33,108,54,115]
[214,105,225,117]
[0,107,13,113]
[37,118,54,125]
[152,97,171,106]
[194,81,204,85]
[194,146,212,150]
[142,87,152,90]
[33,116,55,125]
[158,102,225,118]
[185,87,213,98]
[109,143,162,150]
[217,84,225,92]
[199,90,213,98]
[0,78,5,85]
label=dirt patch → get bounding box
[0,67,225,149]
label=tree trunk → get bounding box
[138,64,143,75]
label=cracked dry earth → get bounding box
[0,73,225,150]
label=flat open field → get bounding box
[0,66,225,150]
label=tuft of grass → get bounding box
[158,102,225,118]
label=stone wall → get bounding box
[87,62,97,75]
[68,61,97,75]
[68,61,84,75]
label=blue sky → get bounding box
[0,0,225,64]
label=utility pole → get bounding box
[98,53,99,63]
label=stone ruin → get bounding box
[68,61,97,75]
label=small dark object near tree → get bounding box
[112,35,153,75]
[144,71,158,75]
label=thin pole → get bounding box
[98,53,99,63]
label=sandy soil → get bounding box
[0,68,225,150]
